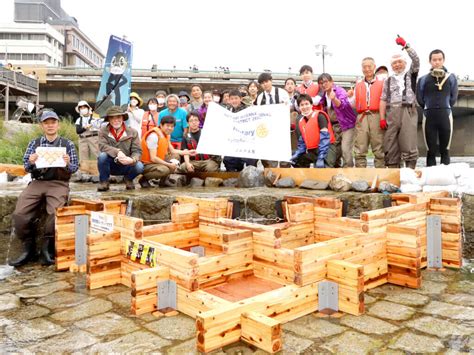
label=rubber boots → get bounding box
[40,236,55,266]
[8,239,37,267]
[405,160,417,169]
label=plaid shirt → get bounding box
[23,136,79,174]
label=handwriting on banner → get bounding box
[90,212,114,233]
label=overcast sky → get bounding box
[2,0,473,78]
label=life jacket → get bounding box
[296,83,323,111]
[184,131,209,161]
[141,111,159,137]
[298,110,336,150]
[355,79,384,113]
[297,82,319,97]
[141,127,169,164]
[31,137,72,181]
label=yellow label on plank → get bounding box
[140,245,150,264]
[130,242,139,261]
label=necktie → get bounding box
[269,93,274,104]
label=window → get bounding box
[10,34,21,40]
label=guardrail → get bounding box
[0,67,38,94]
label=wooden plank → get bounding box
[0,163,26,176]
[241,312,282,353]
[196,283,317,353]
[266,167,400,187]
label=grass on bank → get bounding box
[0,119,79,165]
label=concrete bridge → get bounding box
[4,68,474,156]
[0,68,39,120]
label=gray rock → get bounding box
[340,315,399,335]
[223,178,239,187]
[322,331,384,355]
[166,338,197,354]
[15,281,71,298]
[167,174,187,187]
[405,316,473,337]
[329,174,352,192]
[26,330,97,353]
[352,180,369,192]
[367,301,415,321]
[0,293,21,311]
[109,176,123,184]
[238,166,264,188]
[282,332,314,353]
[144,315,195,340]
[79,173,92,182]
[90,175,100,183]
[264,169,279,187]
[204,177,223,187]
[189,177,204,187]
[3,304,50,320]
[275,177,296,188]
[390,332,444,353]
[51,299,113,322]
[283,315,346,339]
[5,318,65,343]
[441,293,474,307]
[378,181,399,193]
[76,312,139,336]
[421,300,474,321]
[413,280,447,295]
[36,291,92,309]
[299,179,328,190]
[384,292,430,306]
[70,171,82,183]
[107,290,132,308]
[89,330,171,353]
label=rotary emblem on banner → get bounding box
[256,123,269,138]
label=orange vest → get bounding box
[141,127,169,164]
[355,79,384,113]
[296,83,323,111]
[141,111,159,137]
[298,110,336,150]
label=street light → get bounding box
[315,44,332,73]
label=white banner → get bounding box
[196,102,291,161]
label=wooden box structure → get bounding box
[55,191,463,353]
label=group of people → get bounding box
[8,35,459,267]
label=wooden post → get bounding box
[241,312,282,353]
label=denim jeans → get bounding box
[97,152,144,182]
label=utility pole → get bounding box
[315,44,332,73]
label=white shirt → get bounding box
[256,87,290,105]
[126,107,145,139]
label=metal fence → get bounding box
[0,67,38,94]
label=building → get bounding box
[0,22,64,67]
[1,0,104,69]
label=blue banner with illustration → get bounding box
[95,35,133,117]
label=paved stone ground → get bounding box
[0,265,473,354]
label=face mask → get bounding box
[79,108,89,116]
[130,99,138,106]
[111,122,122,129]
[213,96,220,103]
[179,98,188,104]
[157,98,165,105]
[148,104,157,111]
[376,73,388,80]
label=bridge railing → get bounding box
[0,67,38,94]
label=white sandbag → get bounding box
[449,163,471,178]
[456,168,474,188]
[0,172,7,183]
[400,168,425,185]
[423,185,457,192]
[400,183,422,193]
[18,173,32,184]
[421,165,457,186]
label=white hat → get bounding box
[75,100,92,113]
